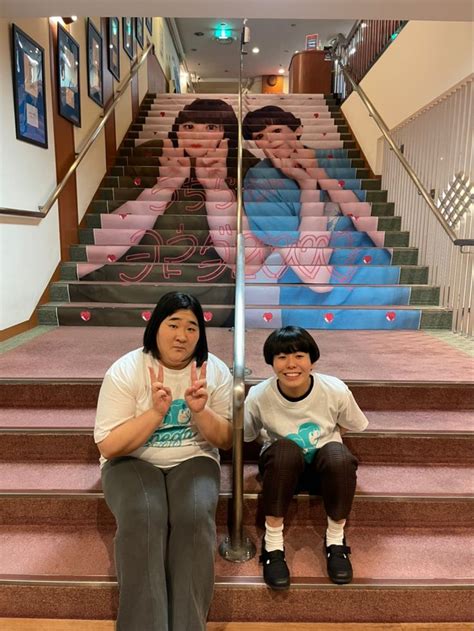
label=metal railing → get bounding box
[382,79,473,336]
[218,20,256,563]
[332,53,458,243]
[0,44,154,219]
[332,20,406,100]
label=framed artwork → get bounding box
[135,18,144,49]
[107,17,120,80]
[87,19,103,106]
[145,18,152,35]
[11,24,48,148]
[57,23,81,126]
[122,17,134,60]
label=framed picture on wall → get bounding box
[145,18,152,35]
[11,24,48,148]
[57,23,81,126]
[135,18,144,49]
[107,17,120,80]
[87,19,103,106]
[122,17,134,60]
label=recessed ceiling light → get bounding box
[194,31,204,37]
[294,50,299,53]
[290,23,296,27]
[278,68,285,74]
[252,47,260,54]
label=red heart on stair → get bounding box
[119,213,128,220]
[386,311,396,322]
[203,311,213,322]
[141,311,151,321]
[322,132,327,136]
[262,312,273,322]
[338,180,345,187]
[362,255,372,264]
[133,177,142,186]
[159,111,165,117]
[313,113,319,118]
[324,313,334,324]
[327,154,333,159]
[80,310,91,322]
[107,254,117,262]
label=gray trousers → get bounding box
[101,455,220,631]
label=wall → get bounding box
[0,18,60,331]
[341,21,473,174]
[0,16,168,332]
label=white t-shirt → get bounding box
[94,348,232,469]
[244,372,368,463]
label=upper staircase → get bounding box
[38,92,452,330]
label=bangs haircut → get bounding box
[143,291,208,367]
[243,105,301,140]
[169,98,238,148]
[263,326,320,365]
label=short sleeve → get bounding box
[94,365,139,444]
[337,389,369,432]
[244,387,263,442]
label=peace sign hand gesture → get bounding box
[184,361,208,414]
[148,364,173,419]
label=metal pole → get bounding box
[219,19,256,563]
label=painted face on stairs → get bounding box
[177,122,225,158]
[252,124,304,159]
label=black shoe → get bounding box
[325,538,353,584]
[260,538,290,590]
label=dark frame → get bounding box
[57,23,81,126]
[11,24,48,148]
[87,18,103,106]
[122,17,134,60]
[135,17,144,49]
[145,18,153,35]
[107,17,120,81]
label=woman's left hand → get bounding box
[184,361,209,414]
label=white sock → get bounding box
[264,521,284,552]
[326,516,346,547]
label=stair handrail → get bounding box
[332,41,458,243]
[0,44,154,219]
[218,19,256,564]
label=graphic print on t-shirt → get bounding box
[145,399,195,448]
[286,421,321,463]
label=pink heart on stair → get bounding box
[141,311,151,321]
[133,177,142,186]
[107,254,117,262]
[262,312,273,323]
[203,311,213,322]
[386,311,396,322]
[338,180,346,187]
[80,311,91,322]
[362,255,372,264]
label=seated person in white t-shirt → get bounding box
[94,291,233,631]
[244,326,368,589]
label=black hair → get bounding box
[169,98,238,149]
[242,105,302,140]
[143,292,208,367]
[263,326,320,365]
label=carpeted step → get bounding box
[0,525,471,622]
[1,430,471,467]
[37,302,452,329]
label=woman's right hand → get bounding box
[148,364,172,420]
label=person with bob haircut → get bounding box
[244,326,368,590]
[94,291,233,631]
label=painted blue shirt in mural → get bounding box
[145,398,195,448]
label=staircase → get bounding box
[1,92,472,624]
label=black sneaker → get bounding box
[260,538,290,590]
[325,539,353,584]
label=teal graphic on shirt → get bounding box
[146,399,195,448]
[286,421,321,463]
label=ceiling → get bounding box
[1,0,472,20]
[176,18,355,80]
